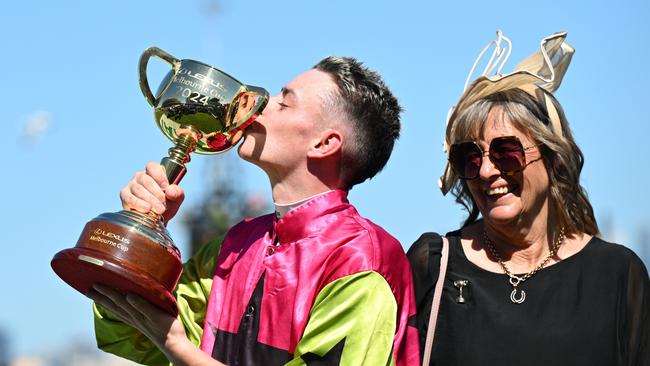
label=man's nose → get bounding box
[263,95,280,114]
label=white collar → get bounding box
[274,190,334,219]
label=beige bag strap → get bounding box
[422,236,449,366]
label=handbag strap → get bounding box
[422,236,449,366]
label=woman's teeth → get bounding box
[487,186,509,196]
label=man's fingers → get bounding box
[134,172,166,202]
[146,162,170,190]
[130,180,166,215]
[93,286,186,354]
[126,293,164,322]
[161,185,185,223]
[165,185,185,203]
[117,162,187,221]
[120,185,152,213]
[125,293,177,345]
[93,284,127,305]
[89,287,136,325]
[120,166,169,214]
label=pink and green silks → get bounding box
[95,190,420,365]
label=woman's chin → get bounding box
[483,205,521,226]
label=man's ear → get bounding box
[307,128,343,158]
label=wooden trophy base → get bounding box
[51,210,183,316]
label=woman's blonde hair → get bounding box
[447,88,599,236]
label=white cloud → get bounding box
[22,111,52,144]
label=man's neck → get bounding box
[269,172,337,205]
[274,190,334,219]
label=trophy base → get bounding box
[52,247,178,316]
[52,210,183,316]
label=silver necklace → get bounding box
[483,227,565,304]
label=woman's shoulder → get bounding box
[586,236,640,258]
[582,236,648,275]
[406,232,444,275]
[406,232,448,306]
[406,228,466,263]
[407,232,444,256]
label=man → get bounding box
[90,56,419,365]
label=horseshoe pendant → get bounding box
[510,288,526,304]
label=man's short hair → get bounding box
[314,56,402,189]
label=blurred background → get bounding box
[2,0,648,364]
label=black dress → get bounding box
[407,232,649,366]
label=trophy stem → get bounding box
[161,126,200,185]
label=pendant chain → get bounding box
[483,227,566,304]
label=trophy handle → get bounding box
[246,85,270,118]
[139,47,180,107]
[226,85,269,129]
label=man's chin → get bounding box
[236,142,258,164]
[236,143,250,160]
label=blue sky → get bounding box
[2,0,648,358]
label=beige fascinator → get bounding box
[439,30,575,194]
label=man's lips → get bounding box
[244,121,261,134]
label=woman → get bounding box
[408,31,649,366]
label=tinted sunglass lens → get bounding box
[450,142,482,179]
[490,138,525,174]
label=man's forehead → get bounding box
[284,69,337,101]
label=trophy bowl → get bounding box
[51,47,268,315]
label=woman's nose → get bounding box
[478,152,500,180]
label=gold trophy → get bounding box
[51,47,268,315]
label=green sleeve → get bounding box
[287,271,397,366]
[93,238,221,365]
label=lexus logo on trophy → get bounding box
[51,47,268,315]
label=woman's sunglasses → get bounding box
[448,136,541,179]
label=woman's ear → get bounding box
[307,128,343,158]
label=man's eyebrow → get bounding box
[281,87,297,101]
